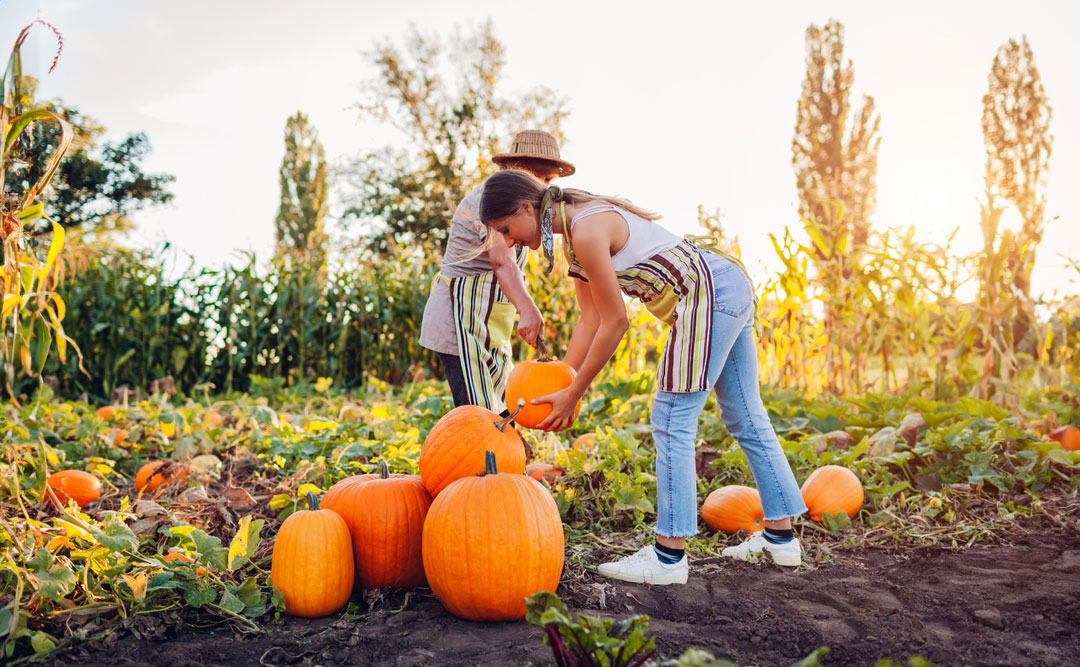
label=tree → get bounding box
[274,111,328,266]
[341,21,570,255]
[792,19,880,252]
[5,94,174,237]
[980,35,1053,348]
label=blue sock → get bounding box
[653,543,685,564]
[763,527,794,545]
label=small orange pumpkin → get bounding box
[571,433,596,452]
[109,428,130,446]
[801,465,864,522]
[419,405,526,498]
[525,463,564,484]
[163,551,207,576]
[701,485,764,534]
[203,411,225,427]
[1049,425,1080,451]
[95,405,116,420]
[46,470,101,508]
[271,491,354,617]
[135,460,190,493]
[322,460,432,589]
[423,451,564,621]
[506,357,581,430]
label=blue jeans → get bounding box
[651,250,808,537]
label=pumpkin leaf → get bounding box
[26,549,76,601]
[218,590,246,615]
[30,630,57,654]
[183,585,216,608]
[227,515,264,571]
[88,514,138,553]
[821,511,852,534]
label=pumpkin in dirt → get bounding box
[571,433,596,452]
[801,465,864,521]
[163,551,206,576]
[46,470,101,508]
[95,405,116,420]
[1049,425,1080,451]
[419,405,526,498]
[135,460,190,492]
[322,460,431,589]
[423,452,564,621]
[271,491,354,617]
[701,485,764,534]
[525,463,564,484]
[506,357,580,429]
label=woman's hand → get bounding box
[531,387,581,432]
[517,304,545,349]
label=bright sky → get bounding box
[3,0,1078,299]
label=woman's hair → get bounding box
[479,170,661,227]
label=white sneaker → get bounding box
[721,532,802,567]
[597,546,689,585]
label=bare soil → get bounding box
[58,531,1080,667]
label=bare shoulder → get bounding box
[570,210,623,246]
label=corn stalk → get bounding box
[0,21,83,403]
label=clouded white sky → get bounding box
[3,0,1078,299]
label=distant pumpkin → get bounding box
[46,470,101,508]
[135,460,189,493]
[95,405,116,420]
[1049,425,1080,452]
[525,463,564,484]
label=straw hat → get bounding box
[491,130,575,177]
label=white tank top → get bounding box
[569,204,680,271]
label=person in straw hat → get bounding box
[478,169,809,583]
[419,130,575,416]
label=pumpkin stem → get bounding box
[481,450,498,476]
[536,337,552,362]
[304,490,320,511]
[378,459,389,479]
[494,398,525,432]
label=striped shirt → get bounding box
[565,208,715,393]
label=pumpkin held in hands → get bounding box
[271,491,354,617]
[419,405,526,498]
[46,470,101,508]
[322,460,432,589]
[801,465,864,522]
[702,485,764,534]
[423,451,564,621]
[506,357,580,429]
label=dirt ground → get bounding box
[57,530,1080,667]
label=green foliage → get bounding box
[525,591,656,667]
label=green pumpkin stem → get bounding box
[482,450,498,476]
[494,398,525,432]
[304,490,320,511]
[378,459,389,479]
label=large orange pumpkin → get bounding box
[423,451,564,621]
[322,460,431,589]
[46,470,101,508]
[271,491,354,617]
[1049,425,1080,451]
[801,465,864,521]
[419,405,526,498]
[701,485,764,534]
[135,460,190,493]
[506,357,581,429]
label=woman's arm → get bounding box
[489,234,544,348]
[563,278,599,370]
[535,213,629,431]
